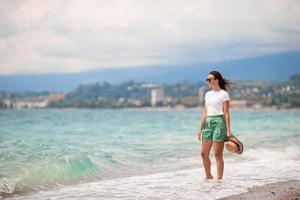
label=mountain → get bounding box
[0,51,299,92]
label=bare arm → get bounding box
[223,100,233,137]
[197,105,207,140]
[199,105,207,131]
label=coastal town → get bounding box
[0,74,299,110]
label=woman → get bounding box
[197,70,233,180]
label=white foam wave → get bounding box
[4,145,300,200]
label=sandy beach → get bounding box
[219,180,300,200]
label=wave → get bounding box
[0,154,100,196]
[2,141,299,199]
[4,145,300,200]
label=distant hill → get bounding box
[0,51,299,92]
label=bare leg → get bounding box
[213,141,225,180]
[201,140,213,179]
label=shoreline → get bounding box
[121,106,300,112]
[218,180,300,200]
[1,105,300,112]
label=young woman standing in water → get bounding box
[197,71,233,180]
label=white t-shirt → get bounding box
[205,89,230,116]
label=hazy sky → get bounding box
[0,0,299,75]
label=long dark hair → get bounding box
[209,70,232,91]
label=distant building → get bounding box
[151,88,164,106]
[180,96,200,106]
[12,99,48,109]
[174,104,185,110]
[47,93,65,103]
[129,100,143,106]
[164,97,173,103]
[2,93,65,109]
[230,100,253,108]
[1,99,12,108]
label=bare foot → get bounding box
[206,175,214,180]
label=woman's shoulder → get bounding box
[205,89,229,96]
[206,89,228,94]
[221,89,230,101]
[220,89,229,94]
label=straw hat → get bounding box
[226,136,244,154]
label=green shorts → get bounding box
[202,115,228,142]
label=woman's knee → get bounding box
[201,151,209,159]
[214,152,223,161]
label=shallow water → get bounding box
[1,109,299,199]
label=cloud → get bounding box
[0,0,299,75]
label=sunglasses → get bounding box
[206,78,216,82]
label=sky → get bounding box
[0,0,300,75]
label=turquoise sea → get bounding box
[0,109,300,199]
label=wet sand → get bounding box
[219,180,300,200]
